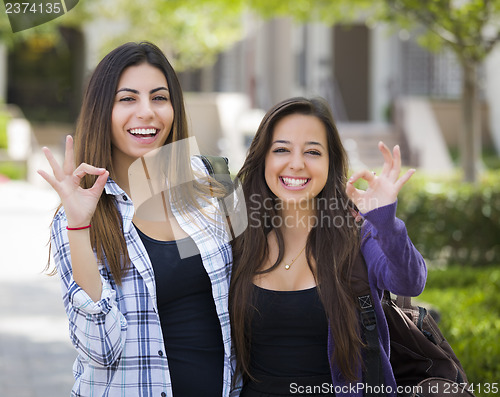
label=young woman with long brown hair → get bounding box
[230,97,427,397]
[39,42,238,396]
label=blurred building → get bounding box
[2,16,499,176]
[178,17,499,173]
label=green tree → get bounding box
[381,0,500,183]
[247,0,500,183]
[0,0,92,49]
[0,0,245,71]
[73,0,245,70]
[249,1,500,182]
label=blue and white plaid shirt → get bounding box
[51,158,239,396]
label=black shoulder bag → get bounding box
[350,255,475,397]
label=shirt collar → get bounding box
[104,177,126,196]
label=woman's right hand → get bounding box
[38,135,109,228]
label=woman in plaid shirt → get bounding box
[39,42,239,397]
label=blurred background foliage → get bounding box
[397,170,500,266]
[1,0,498,70]
[0,107,8,148]
[91,0,245,70]
[419,265,500,395]
[394,168,500,388]
[0,0,246,70]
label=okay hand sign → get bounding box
[38,135,109,228]
[346,142,415,214]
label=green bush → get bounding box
[419,266,500,396]
[0,162,26,179]
[482,147,500,170]
[0,109,9,149]
[397,171,500,266]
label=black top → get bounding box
[135,226,224,396]
[250,285,331,377]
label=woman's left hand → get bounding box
[346,141,415,213]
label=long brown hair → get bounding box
[230,97,363,382]
[49,41,191,285]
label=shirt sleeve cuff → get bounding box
[360,200,398,235]
[68,275,117,315]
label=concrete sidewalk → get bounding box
[0,180,75,397]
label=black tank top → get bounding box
[135,226,224,396]
[250,285,331,377]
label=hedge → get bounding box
[396,171,500,266]
[0,109,9,149]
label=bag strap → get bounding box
[396,294,412,310]
[195,154,235,239]
[350,255,386,396]
[359,293,386,396]
[195,154,232,191]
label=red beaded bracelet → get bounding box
[66,224,91,231]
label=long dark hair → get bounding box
[49,41,190,285]
[230,97,363,382]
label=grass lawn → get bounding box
[417,265,500,396]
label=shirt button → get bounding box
[158,350,163,356]
[161,392,166,397]
[122,195,128,201]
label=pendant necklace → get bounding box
[284,244,307,270]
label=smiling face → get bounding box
[111,62,174,170]
[264,113,329,209]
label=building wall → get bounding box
[370,25,399,123]
[431,100,491,147]
[204,19,400,125]
[0,43,7,102]
[82,15,500,159]
[485,47,500,154]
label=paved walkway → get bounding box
[0,180,75,397]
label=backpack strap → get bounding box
[194,154,235,239]
[195,154,232,192]
[359,294,385,396]
[396,294,408,308]
[350,254,386,396]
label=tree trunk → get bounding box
[460,62,481,183]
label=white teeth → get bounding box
[129,128,157,135]
[282,177,308,187]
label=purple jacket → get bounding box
[328,201,427,397]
